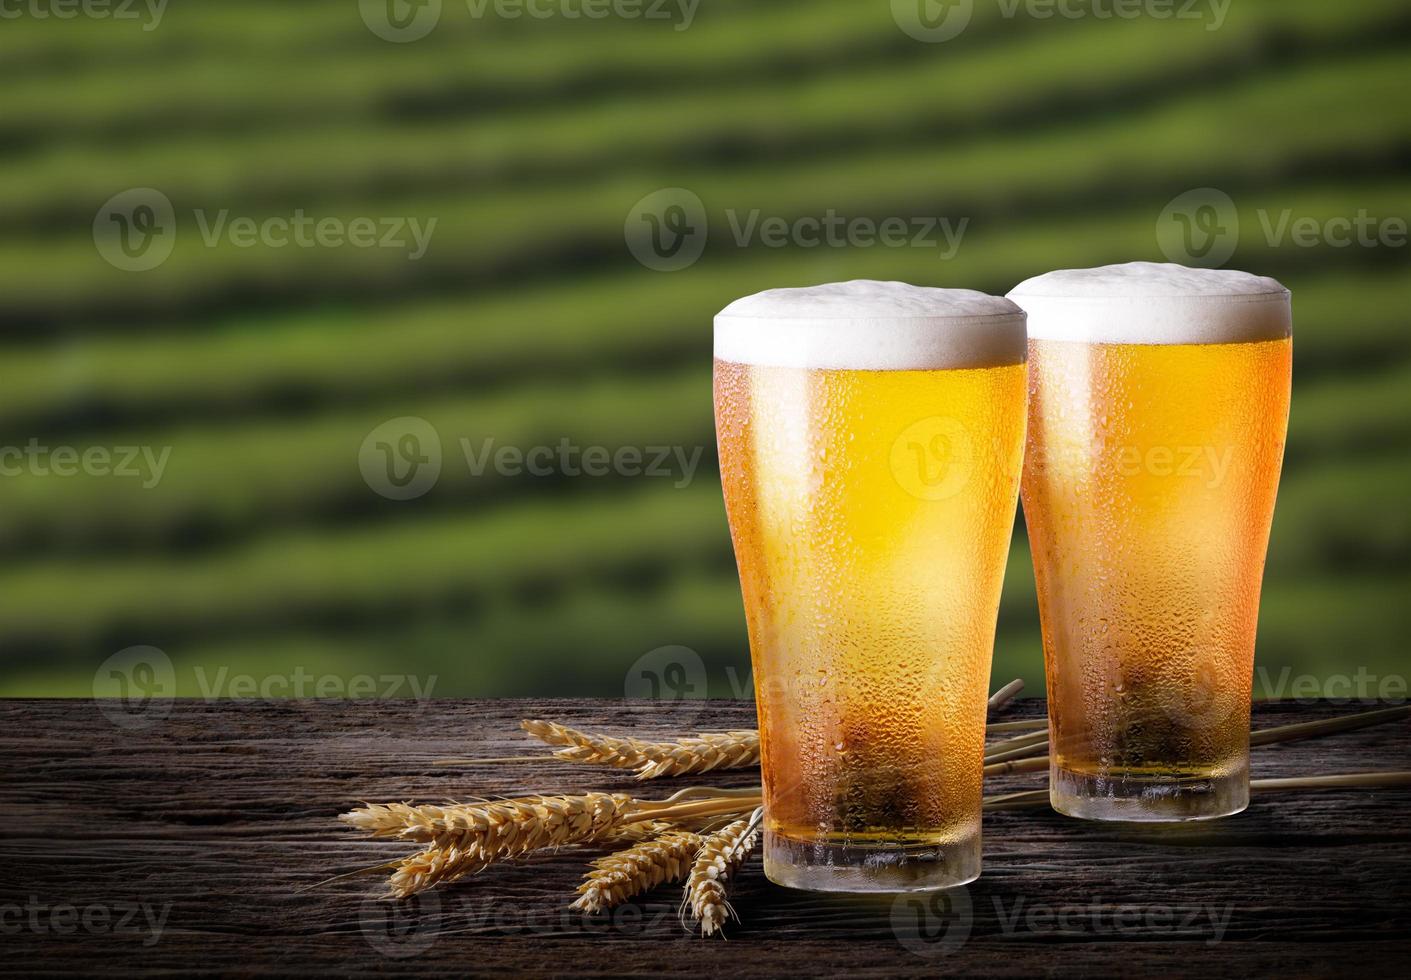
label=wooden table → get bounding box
[3,698,1409,976]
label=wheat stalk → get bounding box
[571,829,705,913]
[987,678,1025,712]
[521,718,761,779]
[683,807,762,937]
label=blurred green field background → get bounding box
[1,0,1407,698]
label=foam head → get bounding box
[714,280,1027,370]
[1008,262,1291,345]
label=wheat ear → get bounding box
[342,794,634,897]
[682,807,762,937]
[572,830,705,913]
[522,719,760,779]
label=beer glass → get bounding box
[1011,262,1292,821]
[713,281,1028,891]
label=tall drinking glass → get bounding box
[1011,262,1292,821]
[713,281,1028,890]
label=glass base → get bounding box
[763,829,980,893]
[1051,761,1249,822]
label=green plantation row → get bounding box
[9,0,1392,143]
[0,449,1405,658]
[0,368,714,550]
[0,0,770,69]
[5,54,1409,320]
[0,570,754,699]
[0,0,919,140]
[4,173,1408,346]
[6,12,1406,229]
[0,329,1406,555]
[0,214,1405,436]
[2,545,1405,699]
[0,307,1399,555]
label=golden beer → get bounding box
[714,281,1027,890]
[1012,263,1292,821]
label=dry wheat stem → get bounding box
[1250,771,1411,791]
[988,678,1025,712]
[572,830,705,913]
[522,719,761,779]
[984,728,1050,756]
[984,740,1052,766]
[626,795,763,826]
[683,807,763,937]
[981,704,1411,778]
[1248,704,1411,746]
[986,718,1051,733]
[984,756,1050,777]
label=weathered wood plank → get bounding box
[2,698,1409,976]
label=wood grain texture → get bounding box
[2,698,1409,977]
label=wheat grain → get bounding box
[522,719,760,779]
[683,807,762,937]
[571,830,704,913]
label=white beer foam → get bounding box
[714,280,1027,370]
[1009,262,1291,344]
